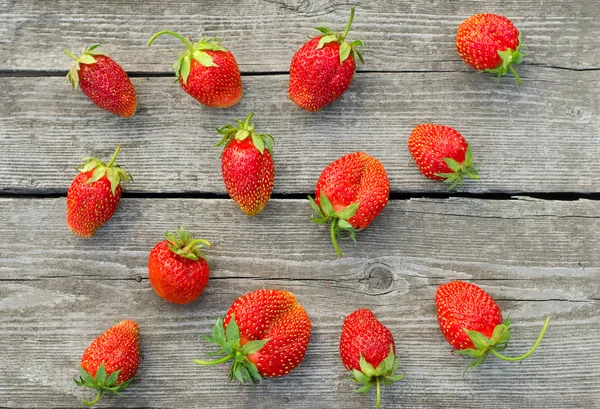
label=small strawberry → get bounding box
[408,124,479,190]
[195,289,311,384]
[147,31,242,108]
[63,45,137,117]
[456,14,524,85]
[308,152,389,257]
[74,320,140,406]
[436,281,551,374]
[289,6,364,111]
[148,226,211,304]
[67,145,132,237]
[340,309,404,409]
[216,113,275,216]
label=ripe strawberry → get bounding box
[456,14,524,85]
[216,113,275,216]
[408,124,479,190]
[195,289,311,384]
[308,152,389,257]
[67,146,132,237]
[436,281,551,373]
[147,31,242,108]
[340,309,404,409]
[63,45,137,117]
[148,226,211,304]
[74,320,140,406]
[289,6,364,111]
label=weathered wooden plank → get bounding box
[0,0,598,72]
[0,197,599,407]
[1,69,598,194]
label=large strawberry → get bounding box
[148,226,211,304]
[436,281,551,373]
[147,31,242,108]
[195,289,311,384]
[63,45,137,117]
[340,309,404,408]
[308,152,389,257]
[408,124,479,190]
[456,14,524,85]
[67,145,132,237]
[216,113,275,216]
[289,6,363,111]
[74,320,140,406]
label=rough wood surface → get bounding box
[0,197,599,408]
[1,0,599,72]
[1,69,599,194]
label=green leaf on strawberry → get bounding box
[313,6,363,66]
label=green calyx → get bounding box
[314,6,364,66]
[63,44,104,90]
[147,30,228,85]
[484,34,524,86]
[434,144,480,191]
[76,145,132,196]
[456,316,551,375]
[216,112,274,156]
[194,314,268,386]
[308,190,361,258]
[164,226,211,261]
[74,363,132,406]
[349,346,405,409]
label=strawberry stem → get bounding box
[194,353,235,366]
[148,30,195,54]
[330,220,343,258]
[82,389,103,406]
[341,6,355,40]
[106,145,121,168]
[375,377,381,408]
[489,316,550,361]
[182,238,211,253]
[62,48,80,62]
[508,65,522,86]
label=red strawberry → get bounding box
[456,14,524,85]
[308,152,389,257]
[195,289,311,384]
[148,226,211,304]
[74,320,140,406]
[340,309,404,409]
[289,6,364,111]
[63,45,137,117]
[216,113,275,216]
[408,124,479,190]
[67,146,132,237]
[436,281,551,373]
[147,31,242,108]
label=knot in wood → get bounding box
[360,261,394,292]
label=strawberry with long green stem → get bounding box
[148,30,242,108]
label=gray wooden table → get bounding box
[1,1,599,408]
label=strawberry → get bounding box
[436,281,551,373]
[74,320,140,406]
[63,45,137,117]
[147,31,242,108]
[289,6,364,111]
[216,113,275,216]
[67,145,132,237]
[408,124,479,190]
[195,289,311,384]
[456,14,524,85]
[340,309,404,409]
[308,152,389,257]
[148,226,211,304]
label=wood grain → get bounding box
[0,197,598,408]
[1,69,598,195]
[1,0,598,72]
